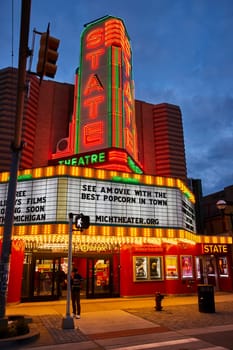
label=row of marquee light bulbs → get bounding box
[13,234,191,250]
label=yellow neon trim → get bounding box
[96,169,106,179]
[167,178,175,187]
[0,165,196,203]
[45,167,55,177]
[34,167,43,178]
[5,232,232,246]
[156,177,164,186]
[144,175,153,185]
[0,223,212,243]
[57,165,67,176]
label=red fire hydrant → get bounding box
[155,292,164,311]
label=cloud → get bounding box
[183,95,233,194]
[1,0,233,196]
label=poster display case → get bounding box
[134,256,148,281]
[180,255,193,279]
[133,256,163,281]
[217,256,229,277]
[149,257,163,280]
[195,256,201,279]
[165,255,178,279]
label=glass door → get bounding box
[206,256,219,289]
[21,253,32,299]
[86,257,112,298]
[201,255,219,290]
[21,254,68,301]
[32,256,68,300]
[33,258,56,297]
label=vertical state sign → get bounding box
[76,16,139,163]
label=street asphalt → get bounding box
[2,292,233,350]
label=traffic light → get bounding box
[75,214,90,230]
[36,32,60,78]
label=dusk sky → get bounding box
[1,0,233,196]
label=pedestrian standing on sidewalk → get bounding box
[71,267,83,319]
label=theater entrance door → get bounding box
[86,256,119,298]
[21,253,66,301]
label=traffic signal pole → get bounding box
[0,0,31,319]
[36,23,60,80]
[61,213,75,329]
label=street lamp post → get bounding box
[216,200,233,232]
[216,200,233,288]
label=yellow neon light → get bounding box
[167,229,175,238]
[0,172,8,182]
[144,175,153,185]
[33,167,43,178]
[70,166,81,177]
[23,169,31,176]
[83,168,94,178]
[156,177,164,186]
[57,165,67,176]
[129,227,137,237]
[7,232,232,247]
[155,229,163,238]
[96,169,106,179]
[45,167,55,177]
[167,178,175,187]
[102,226,110,236]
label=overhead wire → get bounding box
[11,0,14,67]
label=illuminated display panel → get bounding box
[180,255,193,279]
[165,256,178,279]
[67,178,196,231]
[0,175,196,233]
[77,16,139,165]
[0,179,58,225]
[133,256,163,282]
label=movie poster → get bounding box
[181,255,193,278]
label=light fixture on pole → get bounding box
[216,200,233,232]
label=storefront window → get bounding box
[34,259,53,296]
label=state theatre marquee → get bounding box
[0,176,196,232]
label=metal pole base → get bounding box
[61,316,75,329]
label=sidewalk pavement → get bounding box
[3,292,233,349]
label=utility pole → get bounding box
[0,0,31,319]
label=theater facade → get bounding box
[0,166,232,302]
[0,15,232,302]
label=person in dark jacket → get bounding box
[56,267,66,297]
[71,267,83,319]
